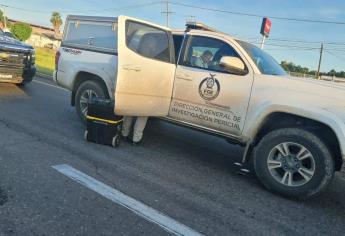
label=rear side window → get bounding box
[126,21,171,63]
[63,20,117,52]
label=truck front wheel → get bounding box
[75,81,107,124]
[254,128,335,199]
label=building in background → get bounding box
[7,18,62,50]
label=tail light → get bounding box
[55,50,61,70]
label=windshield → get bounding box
[236,40,287,76]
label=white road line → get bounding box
[32,79,69,91]
[52,164,203,236]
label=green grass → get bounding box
[35,47,55,76]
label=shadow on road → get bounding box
[144,119,345,204]
[0,83,28,98]
[145,118,254,177]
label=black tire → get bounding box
[18,76,33,86]
[253,128,335,199]
[17,81,28,87]
[75,80,108,124]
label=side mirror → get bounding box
[219,56,247,75]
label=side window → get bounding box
[181,36,242,74]
[64,20,117,52]
[126,21,171,63]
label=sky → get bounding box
[2,0,345,72]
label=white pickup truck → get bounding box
[55,15,345,199]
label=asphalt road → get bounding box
[0,77,345,236]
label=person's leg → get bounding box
[121,116,133,137]
[132,116,148,143]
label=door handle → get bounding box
[123,65,141,72]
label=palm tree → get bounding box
[0,10,7,29]
[50,12,62,36]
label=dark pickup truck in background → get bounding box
[0,29,36,85]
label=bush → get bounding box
[10,23,32,41]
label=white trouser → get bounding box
[121,116,148,142]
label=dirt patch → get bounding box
[0,187,8,206]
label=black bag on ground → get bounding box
[84,98,123,147]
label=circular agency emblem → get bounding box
[198,74,220,101]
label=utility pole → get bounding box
[161,1,174,27]
[260,35,266,49]
[316,43,323,79]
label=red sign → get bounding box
[260,18,272,37]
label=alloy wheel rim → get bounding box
[267,142,315,187]
[80,89,98,116]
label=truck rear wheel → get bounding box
[75,80,107,124]
[253,128,335,199]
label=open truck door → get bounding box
[115,16,176,116]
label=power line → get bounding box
[251,41,320,50]
[169,1,345,25]
[0,1,162,15]
[266,38,345,46]
[248,37,345,50]
[253,42,345,52]
[264,48,319,51]
[249,40,345,53]
[323,47,345,52]
[325,50,345,62]
[262,43,345,51]
[0,3,49,14]
[235,34,345,46]
[106,1,162,12]
[262,43,320,50]
[4,0,345,54]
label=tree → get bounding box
[338,71,345,78]
[280,61,345,78]
[50,12,62,35]
[10,23,32,41]
[0,9,7,28]
[327,69,336,76]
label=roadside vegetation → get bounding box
[31,11,63,77]
[35,47,55,76]
[10,22,32,41]
[281,61,345,78]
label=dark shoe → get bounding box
[121,135,131,143]
[122,135,141,146]
[126,137,133,143]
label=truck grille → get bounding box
[0,50,30,82]
[0,51,26,68]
